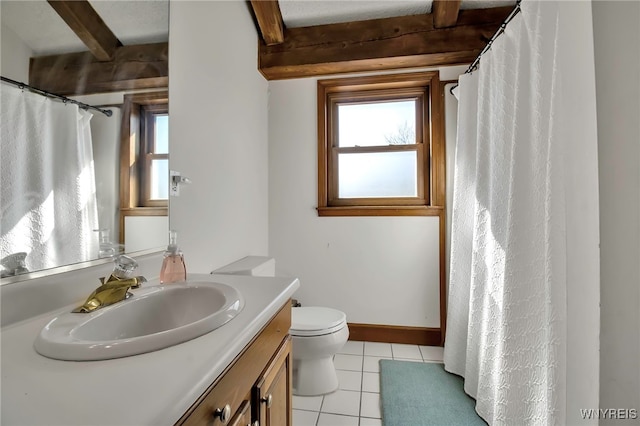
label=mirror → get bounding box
[0,0,170,280]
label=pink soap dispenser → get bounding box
[159,230,187,284]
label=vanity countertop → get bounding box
[1,273,299,426]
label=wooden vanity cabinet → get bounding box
[229,401,251,426]
[177,302,292,426]
[254,337,292,426]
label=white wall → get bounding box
[124,216,169,253]
[0,21,31,81]
[557,1,602,421]
[268,67,462,328]
[169,1,269,273]
[593,1,640,422]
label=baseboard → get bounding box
[347,323,442,346]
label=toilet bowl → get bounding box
[291,306,349,396]
[213,256,349,396]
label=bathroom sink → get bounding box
[34,281,244,361]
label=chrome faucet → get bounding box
[73,255,147,313]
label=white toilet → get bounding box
[290,306,349,395]
[214,256,349,396]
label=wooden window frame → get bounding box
[140,104,169,207]
[317,72,445,217]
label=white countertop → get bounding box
[1,273,299,426]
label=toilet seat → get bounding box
[290,307,347,337]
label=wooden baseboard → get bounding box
[347,323,442,346]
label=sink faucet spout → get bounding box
[72,256,147,313]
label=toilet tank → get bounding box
[212,256,275,277]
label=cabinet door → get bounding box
[229,400,251,426]
[254,337,292,426]
[177,304,292,426]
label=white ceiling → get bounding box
[279,0,515,28]
[1,0,514,56]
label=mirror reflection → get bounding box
[0,0,170,278]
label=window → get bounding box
[317,72,445,216]
[140,104,169,207]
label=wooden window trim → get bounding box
[317,72,445,217]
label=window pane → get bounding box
[338,100,416,147]
[338,151,417,198]
[154,115,169,154]
[150,159,169,200]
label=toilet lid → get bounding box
[290,307,346,336]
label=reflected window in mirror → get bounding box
[119,91,169,248]
[141,104,169,207]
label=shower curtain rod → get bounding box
[1,76,113,117]
[449,0,522,95]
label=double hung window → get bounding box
[317,72,444,216]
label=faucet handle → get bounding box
[0,252,29,276]
[112,255,138,279]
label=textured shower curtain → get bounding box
[444,1,599,425]
[0,83,99,272]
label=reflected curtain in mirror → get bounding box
[0,83,99,275]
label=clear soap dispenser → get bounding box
[159,230,187,284]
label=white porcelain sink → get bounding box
[34,281,244,361]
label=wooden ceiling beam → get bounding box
[250,0,285,45]
[29,42,168,96]
[47,0,122,61]
[258,6,512,80]
[432,0,462,28]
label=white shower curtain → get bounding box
[0,83,99,272]
[444,1,599,424]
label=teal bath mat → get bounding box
[379,360,487,426]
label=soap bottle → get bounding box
[159,230,187,284]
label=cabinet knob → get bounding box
[261,394,273,408]
[213,404,231,424]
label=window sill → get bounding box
[316,205,443,217]
[120,207,168,216]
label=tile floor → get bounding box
[292,341,444,426]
